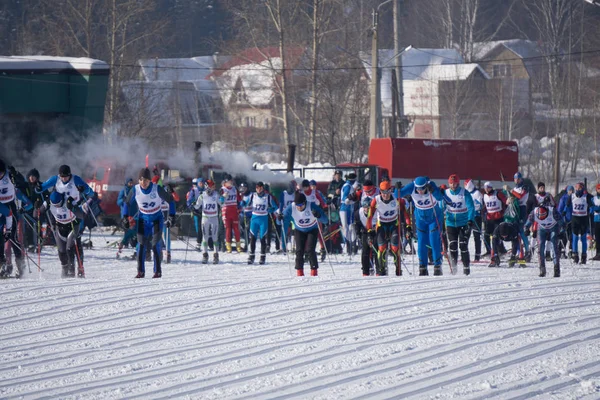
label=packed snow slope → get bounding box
[1,229,600,399]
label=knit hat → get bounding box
[59,165,71,177]
[139,168,152,180]
[294,192,306,205]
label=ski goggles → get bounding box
[295,202,306,209]
[381,189,393,195]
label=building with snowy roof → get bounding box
[121,56,227,150]
[0,56,109,157]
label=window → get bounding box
[493,64,512,77]
[245,116,256,127]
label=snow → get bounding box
[2,229,600,399]
[0,55,109,70]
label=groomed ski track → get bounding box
[1,229,599,399]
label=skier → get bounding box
[125,168,175,278]
[116,177,137,255]
[524,204,563,277]
[355,197,377,276]
[117,178,134,220]
[327,170,344,208]
[264,183,280,253]
[40,191,85,278]
[0,160,33,278]
[220,174,242,253]
[443,174,475,275]
[241,182,277,265]
[193,179,221,264]
[565,181,593,264]
[488,221,521,268]
[23,168,45,251]
[239,182,252,252]
[277,180,297,254]
[340,173,358,255]
[558,185,574,258]
[534,182,555,206]
[161,182,180,263]
[399,176,444,276]
[504,172,531,260]
[186,177,204,250]
[281,192,328,276]
[482,182,507,258]
[591,184,600,261]
[464,178,484,261]
[366,181,410,276]
[0,202,14,278]
[301,179,328,260]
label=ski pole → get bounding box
[70,220,84,277]
[430,191,454,274]
[279,217,293,278]
[9,238,42,272]
[317,222,335,276]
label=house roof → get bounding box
[359,48,487,115]
[471,39,544,62]
[0,55,108,71]
[209,46,309,107]
[121,80,221,128]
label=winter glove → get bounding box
[34,198,42,209]
[312,210,321,219]
[468,220,474,229]
[66,197,75,211]
[3,230,10,241]
[121,218,130,230]
[165,215,174,228]
[405,226,413,240]
[532,230,537,239]
[524,229,530,237]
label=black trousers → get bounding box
[447,225,471,266]
[295,228,319,270]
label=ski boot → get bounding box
[61,264,69,278]
[310,269,318,276]
[259,254,266,265]
[508,255,517,268]
[524,250,532,263]
[320,248,326,262]
[419,265,429,276]
[236,242,243,253]
[433,265,443,276]
[135,271,145,278]
[152,272,162,278]
[488,255,500,268]
[581,253,587,265]
[202,252,209,264]
[296,269,304,277]
[573,253,580,264]
[213,252,219,264]
[474,254,481,262]
[77,267,85,278]
[248,253,255,265]
[226,242,232,254]
[539,265,546,277]
[545,251,552,262]
[592,253,600,261]
[166,251,171,264]
[463,259,470,276]
[554,262,561,278]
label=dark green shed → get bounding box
[0,56,109,157]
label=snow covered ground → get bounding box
[1,229,600,399]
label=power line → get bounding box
[2,47,600,73]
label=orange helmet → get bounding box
[205,179,215,189]
[448,174,460,184]
[596,183,600,192]
[379,181,392,193]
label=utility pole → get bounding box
[369,0,392,141]
[393,0,406,136]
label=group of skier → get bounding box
[2,155,600,281]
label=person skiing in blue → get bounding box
[125,168,176,278]
[399,176,444,276]
[240,182,278,265]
